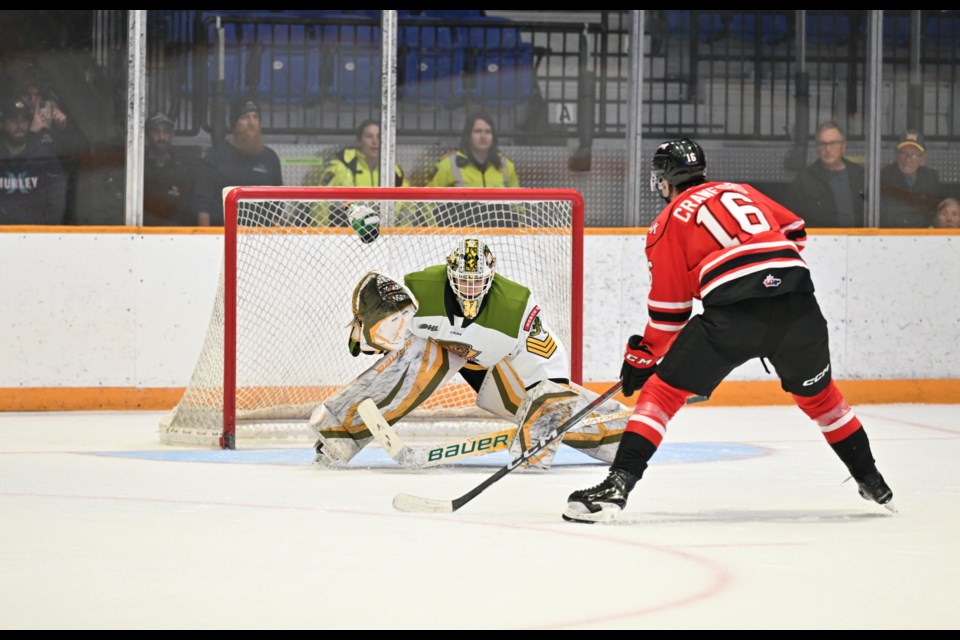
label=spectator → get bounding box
[314,119,409,189]
[933,197,960,229]
[426,112,519,189]
[0,94,66,224]
[784,120,865,228]
[426,112,521,226]
[879,130,940,228]
[308,119,410,226]
[142,112,199,226]
[15,63,89,222]
[191,96,283,226]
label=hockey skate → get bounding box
[856,471,896,513]
[562,468,639,524]
[313,437,356,467]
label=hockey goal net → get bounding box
[160,186,583,448]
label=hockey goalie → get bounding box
[309,236,628,469]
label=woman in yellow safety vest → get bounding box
[427,112,520,189]
[310,119,411,226]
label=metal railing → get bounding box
[144,10,960,144]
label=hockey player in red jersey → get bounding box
[563,138,894,523]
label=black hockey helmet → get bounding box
[650,138,707,201]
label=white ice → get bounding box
[1,403,958,630]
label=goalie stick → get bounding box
[359,395,708,469]
[389,381,626,513]
[357,399,513,467]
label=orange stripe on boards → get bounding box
[2,388,184,411]
[2,379,957,412]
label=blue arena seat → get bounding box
[329,22,382,104]
[883,14,910,48]
[729,12,790,45]
[924,12,960,48]
[664,11,728,42]
[398,22,465,105]
[806,13,854,46]
[460,17,536,107]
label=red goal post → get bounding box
[160,186,584,449]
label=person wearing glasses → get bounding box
[784,120,865,228]
[879,130,941,228]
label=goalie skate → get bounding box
[313,436,357,467]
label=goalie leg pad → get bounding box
[508,381,629,468]
[509,380,580,469]
[560,382,628,464]
[474,356,527,421]
[310,405,362,466]
[309,335,468,464]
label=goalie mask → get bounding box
[446,238,496,319]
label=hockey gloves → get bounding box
[620,334,657,397]
[347,271,419,356]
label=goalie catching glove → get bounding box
[621,334,657,397]
[347,271,418,357]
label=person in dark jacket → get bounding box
[191,96,283,226]
[784,120,865,228]
[142,112,200,226]
[879,130,940,228]
[0,94,66,225]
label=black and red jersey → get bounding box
[642,181,812,359]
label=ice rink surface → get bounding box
[1,403,958,630]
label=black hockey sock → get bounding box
[830,427,878,480]
[611,431,658,481]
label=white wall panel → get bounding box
[0,232,956,388]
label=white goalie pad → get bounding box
[310,335,467,463]
[508,380,629,469]
[474,357,528,421]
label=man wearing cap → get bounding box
[143,112,199,226]
[0,94,67,225]
[190,95,283,226]
[879,130,941,228]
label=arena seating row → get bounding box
[195,11,537,108]
[662,10,960,49]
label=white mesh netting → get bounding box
[160,187,581,447]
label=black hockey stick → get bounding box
[392,381,628,513]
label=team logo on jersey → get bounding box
[523,306,540,331]
[762,274,782,288]
[649,221,659,235]
[434,339,480,360]
[528,314,545,337]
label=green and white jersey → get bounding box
[404,265,570,385]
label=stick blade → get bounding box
[393,493,455,513]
